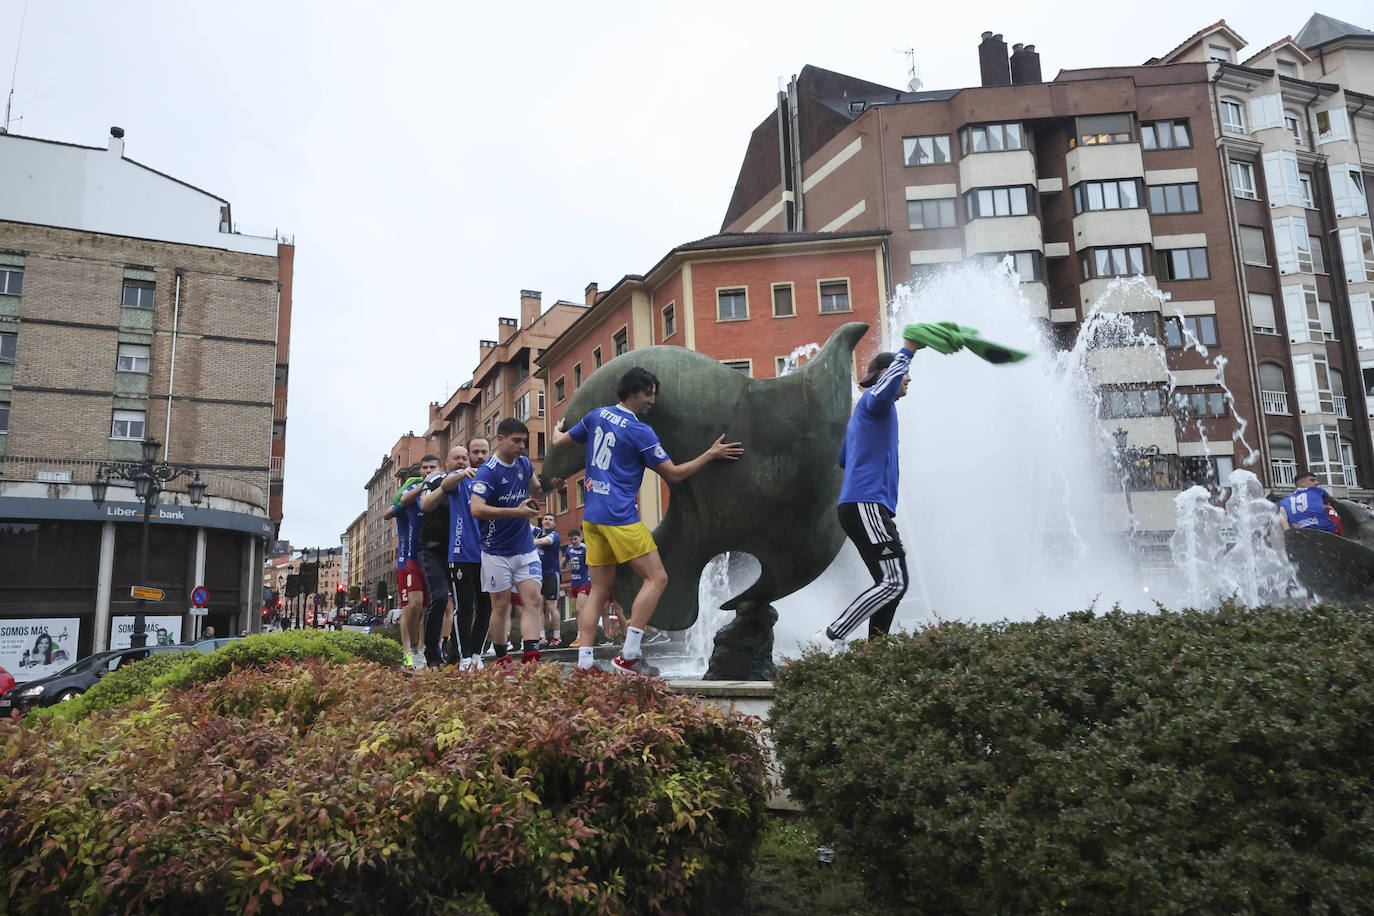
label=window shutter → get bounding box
[1249,292,1276,332]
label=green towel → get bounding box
[903,321,1029,364]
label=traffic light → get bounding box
[335,584,345,608]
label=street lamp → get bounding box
[89,437,206,649]
[1113,427,1162,550]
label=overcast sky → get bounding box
[3,0,1368,549]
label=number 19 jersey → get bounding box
[568,405,669,526]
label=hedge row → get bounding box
[2,659,769,914]
[770,602,1374,914]
[40,629,404,723]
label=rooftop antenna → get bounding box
[893,47,922,92]
[3,2,26,134]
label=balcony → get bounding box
[274,397,288,421]
[1272,459,1297,487]
[1335,395,1349,418]
[270,456,284,481]
[1261,390,1289,414]
[1344,465,1360,489]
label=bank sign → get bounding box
[0,496,272,537]
[101,505,190,521]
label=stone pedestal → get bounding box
[705,599,777,681]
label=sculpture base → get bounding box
[705,599,777,681]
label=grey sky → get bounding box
[2,0,1365,549]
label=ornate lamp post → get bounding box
[90,437,207,648]
[1113,427,1162,546]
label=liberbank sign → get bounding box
[0,496,273,538]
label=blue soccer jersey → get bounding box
[838,348,912,514]
[471,455,539,557]
[448,475,482,563]
[568,405,669,526]
[536,529,561,574]
[393,482,423,567]
[1280,485,1336,531]
[564,543,590,586]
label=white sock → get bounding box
[623,626,644,659]
[578,646,595,669]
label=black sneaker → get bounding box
[611,654,660,678]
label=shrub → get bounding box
[39,649,201,723]
[770,603,1374,914]
[0,659,768,914]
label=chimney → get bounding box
[108,125,125,156]
[978,32,1011,87]
[519,289,541,328]
[1010,43,1042,84]
[584,281,599,306]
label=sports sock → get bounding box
[522,639,540,655]
[578,646,595,669]
[622,626,644,659]
[493,642,508,659]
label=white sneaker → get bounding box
[458,657,473,672]
[807,628,846,654]
[412,653,427,671]
[470,655,484,670]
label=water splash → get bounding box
[779,342,820,375]
[1171,469,1295,608]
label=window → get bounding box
[1081,246,1147,279]
[574,480,584,508]
[1337,227,1374,283]
[1259,363,1288,400]
[1230,161,1257,199]
[1318,299,1336,341]
[555,487,568,514]
[116,342,150,373]
[819,280,850,313]
[1165,315,1219,348]
[555,377,565,402]
[121,279,154,309]
[1294,359,1336,415]
[1277,60,1299,77]
[1285,112,1304,145]
[1173,388,1228,419]
[1220,98,1246,133]
[722,360,752,376]
[1071,113,1132,147]
[1262,151,1302,208]
[514,392,530,422]
[717,287,748,320]
[536,389,545,418]
[1283,284,1323,344]
[592,346,602,369]
[573,363,582,388]
[1180,455,1235,490]
[0,268,21,295]
[612,327,628,357]
[1156,247,1210,281]
[907,197,957,228]
[490,374,501,397]
[1272,216,1312,274]
[536,432,546,460]
[1140,119,1190,150]
[1316,108,1349,143]
[978,251,1042,281]
[1311,235,1326,274]
[1239,226,1268,265]
[0,402,8,434]
[1100,385,1167,418]
[959,122,1024,154]
[1147,183,1200,214]
[662,303,677,337]
[1248,94,1284,132]
[1249,292,1277,334]
[110,409,146,440]
[1299,173,1315,209]
[513,360,529,385]
[0,331,14,363]
[1330,164,1369,219]
[1209,45,1234,63]
[771,284,794,317]
[1072,179,1143,213]
[902,134,951,165]
[963,186,1033,219]
[776,356,789,375]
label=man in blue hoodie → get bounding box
[823,324,964,641]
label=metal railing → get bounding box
[1261,390,1289,414]
[270,456,284,480]
[273,397,288,421]
[1272,460,1297,487]
[1335,395,1349,417]
[1344,465,1360,489]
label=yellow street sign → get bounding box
[130,586,164,600]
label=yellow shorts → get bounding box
[583,521,657,566]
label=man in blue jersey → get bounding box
[435,437,491,669]
[1278,472,1338,532]
[552,366,743,676]
[383,464,426,668]
[470,418,561,665]
[533,514,562,648]
[418,447,478,668]
[562,528,591,621]
[823,327,960,643]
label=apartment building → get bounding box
[424,291,585,464]
[535,229,890,536]
[0,127,293,652]
[342,509,366,599]
[720,15,1374,535]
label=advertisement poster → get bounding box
[0,618,81,683]
[110,616,184,650]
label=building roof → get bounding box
[1154,19,1247,65]
[1241,36,1313,66]
[1295,13,1374,49]
[676,229,891,252]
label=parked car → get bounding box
[0,664,14,698]
[190,637,241,653]
[0,645,195,714]
[341,612,385,632]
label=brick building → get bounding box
[0,127,292,658]
[535,230,890,536]
[718,16,1374,534]
[342,509,366,600]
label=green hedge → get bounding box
[1,660,768,914]
[770,603,1374,914]
[40,630,403,724]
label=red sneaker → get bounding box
[611,654,661,678]
[521,649,541,665]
